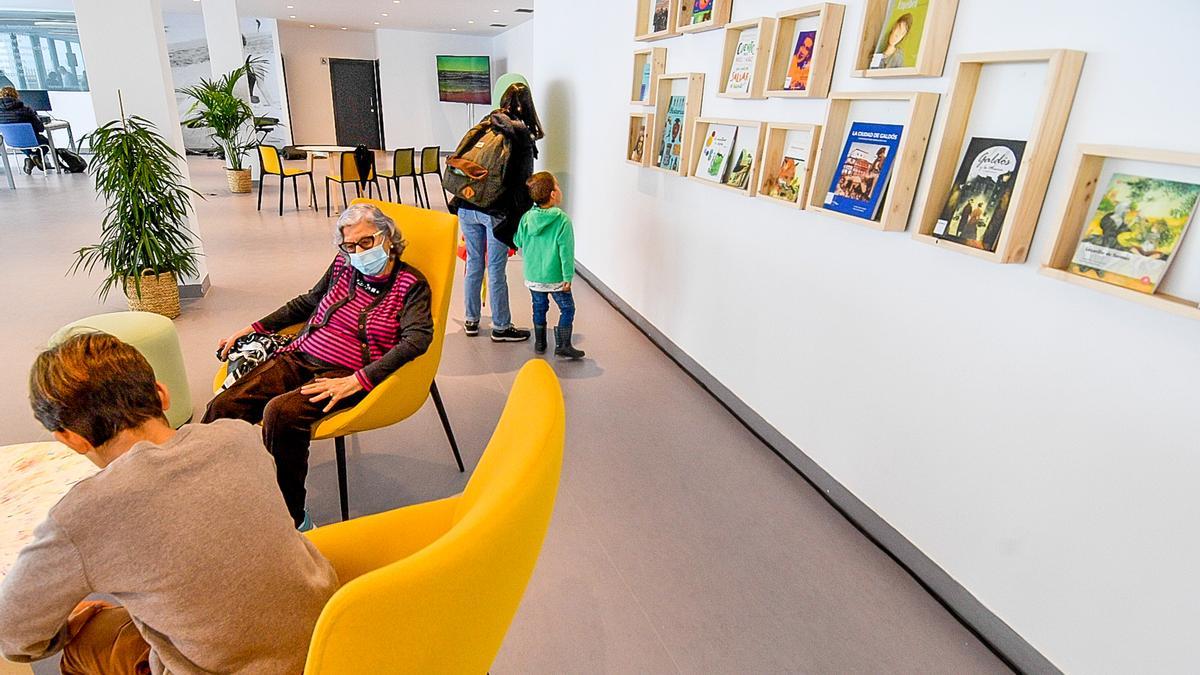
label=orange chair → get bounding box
[258,145,317,215]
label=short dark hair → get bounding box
[29,332,166,446]
[527,171,557,206]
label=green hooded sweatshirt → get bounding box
[514,206,575,285]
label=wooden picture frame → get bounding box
[1041,144,1200,321]
[717,18,776,99]
[676,0,733,34]
[635,0,677,41]
[807,91,939,232]
[913,49,1086,263]
[687,117,767,196]
[764,3,843,99]
[650,73,705,176]
[627,113,655,167]
[631,48,668,105]
[756,123,822,209]
[852,0,959,78]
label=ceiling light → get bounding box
[451,28,457,31]
[340,26,347,30]
[286,4,293,8]
[492,9,500,12]
[308,24,315,28]
[289,15,296,19]
[468,20,475,24]
[381,12,388,16]
[374,21,380,25]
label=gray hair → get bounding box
[334,204,406,258]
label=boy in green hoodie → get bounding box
[514,172,584,359]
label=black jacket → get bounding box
[0,98,45,135]
[449,111,539,248]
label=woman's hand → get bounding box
[301,376,364,412]
[217,325,256,360]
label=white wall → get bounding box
[496,1,1200,672]
[276,22,376,144]
[375,29,494,151]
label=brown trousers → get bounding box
[202,352,364,526]
[60,602,150,675]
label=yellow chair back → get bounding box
[259,145,283,176]
[303,359,565,674]
[392,147,416,177]
[310,199,456,438]
[338,151,375,181]
[420,146,440,174]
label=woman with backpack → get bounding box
[450,81,544,342]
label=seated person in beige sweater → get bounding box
[0,333,338,674]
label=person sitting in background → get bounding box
[58,66,77,88]
[204,203,433,530]
[0,332,337,674]
[0,86,49,174]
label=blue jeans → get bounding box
[531,290,575,329]
[460,208,512,329]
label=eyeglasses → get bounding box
[338,231,384,253]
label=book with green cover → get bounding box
[691,0,713,24]
[870,0,929,70]
[698,124,738,183]
[724,148,754,190]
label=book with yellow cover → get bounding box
[870,0,929,70]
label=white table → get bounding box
[294,145,355,208]
[0,442,97,581]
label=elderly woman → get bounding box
[203,204,433,529]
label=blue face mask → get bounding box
[348,243,389,276]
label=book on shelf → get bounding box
[651,0,670,33]
[630,120,647,163]
[691,0,713,24]
[783,30,817,90]
[697,124,738,183]
[932,137,1027,252]
[639,62,652,100]
[725,27,759,95]
[765,137,809,202]
[657,95,686,171]
[823,122,903,220]
[724,146,754,190]
[1068,173,1200,294]
[870,0,929,70]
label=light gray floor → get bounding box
[2,160,1009,673]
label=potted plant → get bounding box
[71,107,201,319]
[179,61,264,193]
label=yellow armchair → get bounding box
[214,199,462,521]
[303,359,565,674]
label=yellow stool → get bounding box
[51,312,193,428]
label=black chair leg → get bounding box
[429,380,464,472]
[308,174,318,211]
[420,176,432,209]
[412,176,426,208]
[341,183,349,211]
[335,436,350,521]
[257,173,264,211]
[325,178,331,217]
[385,179,392,202]
[292,176,300,211]
[278,175,285,216]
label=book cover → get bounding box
[1068,173,1200,294]
[691,0,713,24]
[724,147,754,190]
[698,124,738,183]
[630,119,647,163]
[783,30,817,90]
[870,0,929,70]
[725,28,759,95]
[639,62,652,100]
[657,95,686,171]
[766,137,809,202]
[932,137,1027,251]
[823,122,903,220]
[652,0,670,33]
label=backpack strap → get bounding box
[452,117,494,159]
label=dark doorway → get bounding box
[329,58,384,147]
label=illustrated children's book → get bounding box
[784,30,817,90]
[766,137,809,202]
[630,119,647,163]
[870,0,929,70]
[725,28,759,95]
[724,147,754,190]
[691,0,714,24]
[823,122,903,220]
[658,95,686,171]
[932,137,1027,251]
[698,124,738,183]
[1068,173,1200,294]
[652,0,670,32]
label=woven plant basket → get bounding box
[226,168,252,193]
[124,270,181,319]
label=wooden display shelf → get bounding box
[764,3,843,99]
[631,48,667,105]
[851,0,958,78]
[913,49,1086,263]
[717,18,776,100]
[649,73,705,176]
[755,123,822,209]
[807,91,939,232]
[686,117,767,196]
[1041,144,1200,320]
[676,0,733,34]
[635,0,677,41]
[627,112,655,167]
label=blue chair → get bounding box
[0,122,50,174]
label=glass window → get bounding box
[0,11,89,92]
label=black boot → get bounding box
[554,326,585,360]
[534,325,547,354]
[22,157,32,174]
[29,153,44,173]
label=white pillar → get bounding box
[74,0,210,296]
[201,0,259,180]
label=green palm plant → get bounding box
[70,110,201,302]
[178,60,264,171]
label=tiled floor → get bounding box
[1,159,1008,673]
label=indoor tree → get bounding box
[178,59,266,193]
